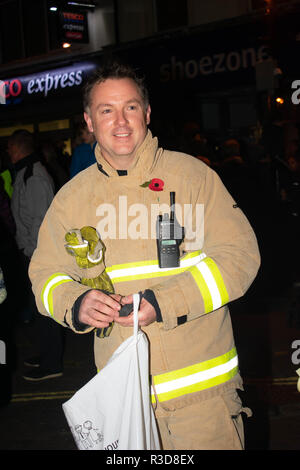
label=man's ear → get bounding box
[84,112,93,133]
[146,105,151,125]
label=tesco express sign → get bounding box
[0,62,97,104]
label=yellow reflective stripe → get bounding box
[41,273,73,322]
[203,257,229,307]
[106,251,229,313]
[106,250,204,283]
[189,265,213,313]
[190,257,229,312]
[151,347,238,403]
[151,366,238,403]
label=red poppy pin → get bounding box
[140,178,164,192]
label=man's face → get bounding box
[84,78,151,168]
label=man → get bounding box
[29,63,260,449]
[7,130,64,381]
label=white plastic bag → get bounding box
[62,293,161,450]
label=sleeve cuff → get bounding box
[71,290,93,331]
[142,289,162,322]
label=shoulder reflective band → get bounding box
[41,273,73,323]
[151,347,238,403]
[106,250,205,283]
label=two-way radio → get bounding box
[156,192,184,268]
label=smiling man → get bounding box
[29,62,260,450]
[83,76,151,169]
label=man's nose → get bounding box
[115,109,128,125]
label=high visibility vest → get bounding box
[1,169,13,198]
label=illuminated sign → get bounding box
[0,62,97,105]
[60,10,89,43]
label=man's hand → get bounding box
[114,294,156,327]
[78,290,122,329]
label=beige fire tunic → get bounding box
[29,130,260,410]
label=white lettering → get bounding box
[199,55,213,75]
[171,55,184,80]
[257,45,270,62]
[27,79,35,94]
[54,74,61,89]
[36,77,45,92]
[242,47,256,68]
[96,203,116,239]
[226,51,241,71]
[0,340,6,365]
[184,203,204,250]
[60,73,69,88]
[128,203,148,240]
[160,45,270,82]
[185,59,198,79]
[95,197,204,245]
[0,80,5,104]
[213,53,226,73]
[118,195,128,239]
[68,71,75,86]
[291,80,300,105]
[291,340,300,365]
[44,74,53,97]
[150,203,171,240]
[75,70,83,85]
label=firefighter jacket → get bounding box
[29,130,260,407]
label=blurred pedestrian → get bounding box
[41,140,69,193]
[0,174,19,404]
[7,129,64,381]
[217,139,258,223]
[70,120,96,178]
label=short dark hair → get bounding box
[82,61,149,112]
[8,129,34,154]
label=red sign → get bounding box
[0,79,22,99]
[60,10,89,44]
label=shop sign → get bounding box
[0,61,97,106]
[60,10,89,43]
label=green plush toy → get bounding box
[65,226,114,337]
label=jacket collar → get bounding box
[94,130,159,178]
[14,153,40,173]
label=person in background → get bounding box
[7,129,64,381]
[70,120,96,178]
[41,140,69,193]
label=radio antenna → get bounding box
[170,192,175,222]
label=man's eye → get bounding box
[102,109,111,114]
[128,105,137,110]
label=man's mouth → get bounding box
[113,129,131,138]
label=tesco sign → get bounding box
[0,79,22,101]
[0,61,97,105]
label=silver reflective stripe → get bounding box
[41,273,73,317]
[107,251,206,282]
[154,356,238,396]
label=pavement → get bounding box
[0,287,300,451]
